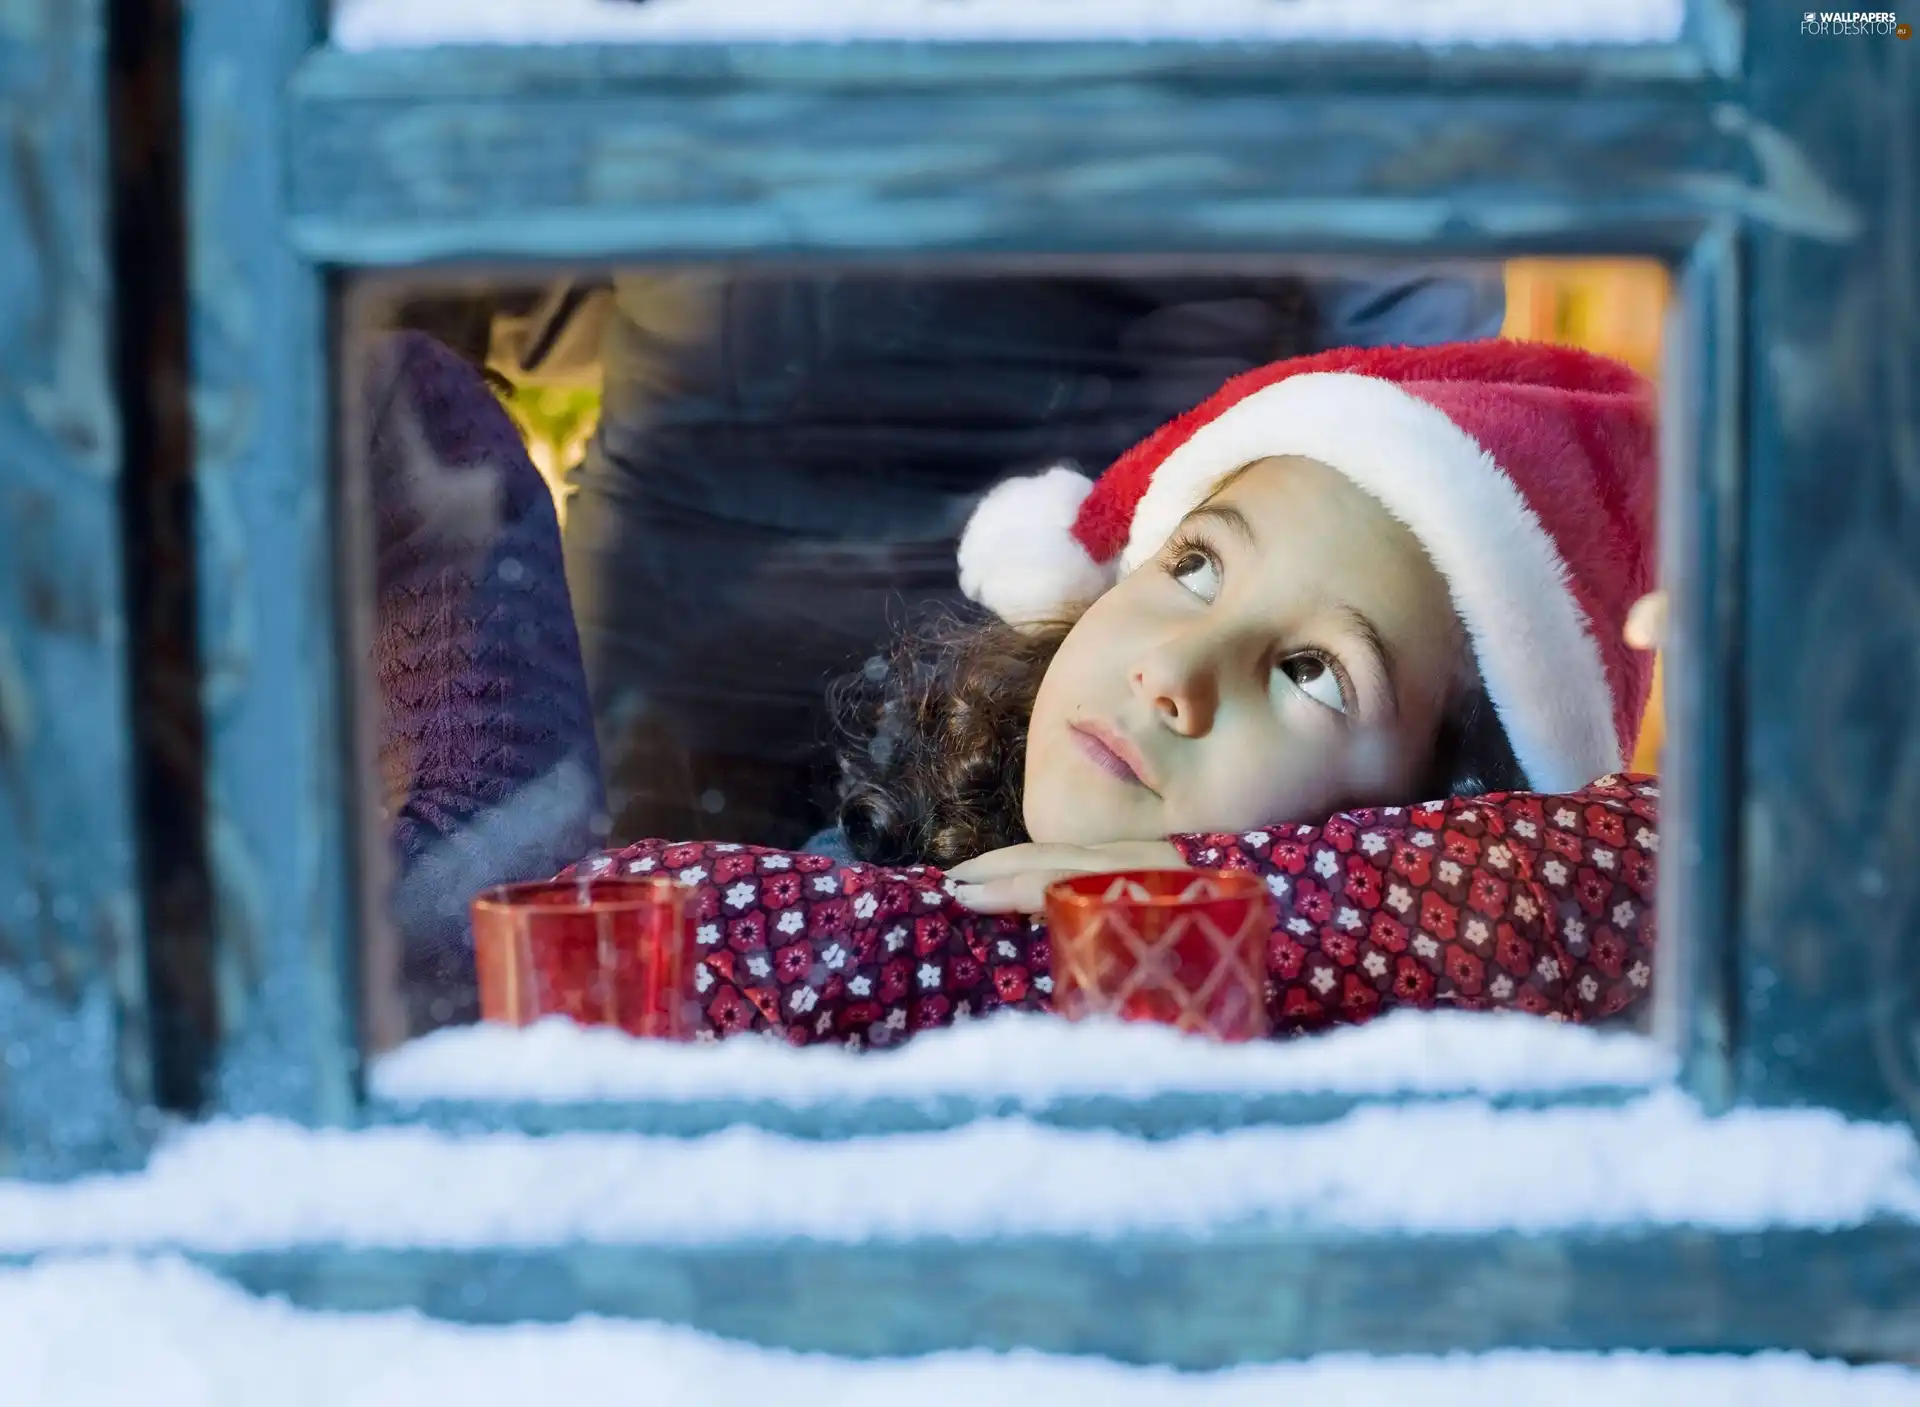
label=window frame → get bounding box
[0,0,154,1180]
[71,0,1912,1358]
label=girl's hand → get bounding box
[1624,590,1668,651]
[947,840,1189,914]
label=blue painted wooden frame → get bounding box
[159,0,1920,1360]
[0,0,153,1179]
[187,1,1896,1125]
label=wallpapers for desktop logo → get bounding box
[1801,10,1912,35]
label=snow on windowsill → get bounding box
[11,1259,1920,1407]
[331,0,1687,51]
[5,1090,1918,1254]
[369,1009,1678,1106]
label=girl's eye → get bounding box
[1171,550,1221,603]
[1280,653,1349,715]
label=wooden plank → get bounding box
[283,49,1784,265]
[81,1220,1920,1364]
[0,0,151,1176]
[1661,223,1744,1112]
[367,1083,1652,1141]
[184,0,360,1122]
[300,38,1730,97]
[1734,18,1920,1119]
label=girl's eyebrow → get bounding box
[1183,503,1257,547]
[1330,604,1402,719]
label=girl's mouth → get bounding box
[1070,722,1158,793]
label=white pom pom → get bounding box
[957,466,1113,626]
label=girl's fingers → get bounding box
[1624,590,1669,651]
[947,845,1056,884]
[952,871,1073,914]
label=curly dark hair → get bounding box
[829,608,1529,868]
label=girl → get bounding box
[568,339,1660,1044]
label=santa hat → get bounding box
[956,340,1657,793]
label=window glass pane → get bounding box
[341,256,1673,1109]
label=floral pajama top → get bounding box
[562,776,1659,1047]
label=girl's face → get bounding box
[1024,456,1465,845]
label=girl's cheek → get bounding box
[1344,728,1408,800]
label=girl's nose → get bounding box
[1131,649,1218,737]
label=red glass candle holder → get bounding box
[1046,869,1273,1042]
[471,877,695,1039]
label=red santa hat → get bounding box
[956,340,1658,793]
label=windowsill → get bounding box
[369,1008,1673,1107]
[4,1084,1916,1254]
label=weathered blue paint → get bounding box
[0,0,151,1178]
[284,55,1779,266]
[265,38,1794,1137]
[183,0,360,1123]
[1662,221,1744,1114]
[1681,0,1745,78]
[368,1081,1654,1141]
[141,0,1920,1362]
[29,1218,1914,1364]
[1732,22,1920,1122]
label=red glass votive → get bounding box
[471,877,695,1039]
[1046,869,1273,1043]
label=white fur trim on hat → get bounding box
[1119,372,1620,791]
[957,465,1113,627]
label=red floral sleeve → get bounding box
[1167,774,1659,1033]
[561,843,1051,1048]
[562,775,1657,1047]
